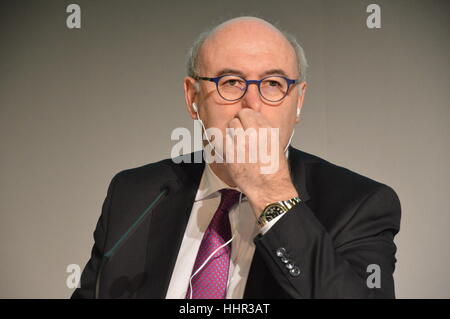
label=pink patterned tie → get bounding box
[186,188,241,299]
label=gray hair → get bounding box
[186,17,308,83]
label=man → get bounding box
[72,16,401,299]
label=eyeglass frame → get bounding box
[193,74,301,102]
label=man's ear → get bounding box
[295,81,307,123]
[184,76,198,120]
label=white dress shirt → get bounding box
[165,161,286,299]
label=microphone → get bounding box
[95,178,180,299]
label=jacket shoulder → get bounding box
[113,157,177,185]
[292,148,401,240]
[291,148,400,225]
[109,151,204,193]
[293,148,394,193]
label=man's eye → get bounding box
[268,80,281,87]
[224,79,244,87]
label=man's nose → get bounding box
[240,82,262,112]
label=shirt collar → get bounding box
[195,163,241,201]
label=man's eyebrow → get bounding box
[215,68,245,77]
[214,68,290,78]
[260,69,289,78]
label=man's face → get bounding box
[185,18,306,153]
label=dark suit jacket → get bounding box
[72,146,401,299]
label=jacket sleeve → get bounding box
[253,184,401,299]
[71,174,118,299]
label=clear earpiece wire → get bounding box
[284,128,295,152]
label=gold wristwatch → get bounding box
[257,197,301,227]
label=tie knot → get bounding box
[218,188,241,213]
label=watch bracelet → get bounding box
[257,196,301,227]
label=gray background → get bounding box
[0,0,448,298]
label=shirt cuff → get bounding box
[259,213,286,235]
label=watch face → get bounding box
[265,204,286,221]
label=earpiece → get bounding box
[192,102,225,162]
[296,108,301,117]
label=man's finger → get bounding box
[228,116,243,131]
[236,108,260,129]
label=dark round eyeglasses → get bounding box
[194,74,300,102]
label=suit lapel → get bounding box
[137,152,205,298]
[288,146,311,202]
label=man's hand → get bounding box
[224,108,299,217]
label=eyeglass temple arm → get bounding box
[194,76,215,82]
